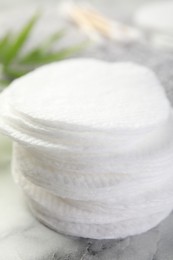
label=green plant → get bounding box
[0,13,87,89]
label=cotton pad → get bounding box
[0,59,170,131]
[0,58,173,239]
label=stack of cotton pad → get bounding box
[0,58,173,239]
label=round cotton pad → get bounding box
[0,59,170,131]
[0,58,173,239]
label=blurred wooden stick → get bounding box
[61,2,143,42]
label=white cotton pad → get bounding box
[0,59,170,131]
[134,1,173,35]
[0,58,173,239]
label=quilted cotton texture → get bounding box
[0,58,173,239]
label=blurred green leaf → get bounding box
[20,41,88,65]
[41,29,66,50]
[19,29,66,64]
[0,13,88,85]
[0,79,10,88]
[3,66,29,80]
[0,33,12,61]
[4,13,39,66]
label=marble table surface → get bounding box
[1,0,173,259]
